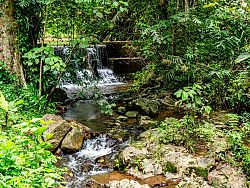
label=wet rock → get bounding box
[114,123,121,126]
[142,159,163,176]
[54,148,63,157]
[107,179,150,188]
[126,111,139,118]
[108,128,129,140]
[117,116,129,122]
[139,120,158,129]
[49,88,68,103]
[177,177,212,188]
[118,107,126,115]
[119,146,148,164]
[127,159,163,179]
[162,145,215,177]
[141,116,151,120]
[82,160,93,173]
[42,114,63,122]
[130,98,162,117]
[208,164,247,188]
[210,136,228,154]
[43,119,72,152]
[61,128,85,154]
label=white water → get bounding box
[59,69,125,96]
[63,135,126,188]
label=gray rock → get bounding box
[162,145,215,177]
[130,98,161,117]
[139,120,158,129]
[177,177,213,188]
[42,115,92,154]
[126,111,139,118]
[61,128,85,154]
[43,118,72,152]
[42,114,63,122]
[118,107,126,115]
[117,116,129,122]
[141,116,151,120]
[119,146,148,164]
[208,164,247,188]
[107,179,150,188]
[127,159,163,179]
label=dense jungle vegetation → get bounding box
[0,0,249,187]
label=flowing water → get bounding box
[56,45,129,187]
[62,135,126,188]
[60,69,125,97]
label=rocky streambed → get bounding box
[43,92,248,188]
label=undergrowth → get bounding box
[0,66,64,187]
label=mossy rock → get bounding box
[188,167,208,180]
[163,162,177,173]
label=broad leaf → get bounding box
[0,91,9,112]
[235,53,250,63]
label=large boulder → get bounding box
[125,111,139,118]
[119,146,148,164]
[127,159,163,179]
[129,98,161,117]
[42,114,64,122]
[208,164,247,188]
[42,115,92,154]
[117,107,126,115]
[49,88,68,103]
[61,120,92,154]
[61,128,85,154]
[43,115,72,152]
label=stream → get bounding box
[60,67,133,187]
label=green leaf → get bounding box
[182,91,188,100]
[113,2,119,7]
[14,99,24,106]
[0,91,9,112]
[96,12,103,18]
[204,106,212,114]
[174,90,182,98]
[37,126,48,134]
[235,53,250,63]
[195,96,202,105]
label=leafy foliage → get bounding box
[154,117,217,152]
[0,90,64,187]
[0,119,64,187]
[174,83,212,115]
[22,46,66,95]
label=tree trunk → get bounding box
[0,0,26,85]
[172,0,180,55]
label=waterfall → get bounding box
[87,45,108,71]
[53,46,69,60]
[55,44,125,96]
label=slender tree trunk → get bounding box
[172,0,180,55]
[185,0,189,13]
[0,0,26,85]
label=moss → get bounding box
[163,162,177,173]
[189,167,209,180]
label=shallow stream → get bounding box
[59,67,133,187]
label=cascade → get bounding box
[63,135,126,188]
[54,44,125,96]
